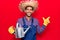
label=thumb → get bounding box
[47,16,50,20]
[43,17,45,20]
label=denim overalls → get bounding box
[22,17,36,40]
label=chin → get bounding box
[26,15,31,17]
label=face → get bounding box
[24,6,34,17]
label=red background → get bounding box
[0,0,60,40]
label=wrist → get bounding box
[43,23,47,26]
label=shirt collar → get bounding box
[24,16,33,22]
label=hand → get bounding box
[43,17,50,26]
[8,26,15,34]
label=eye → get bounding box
[30,9,33,10]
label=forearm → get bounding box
[37,25,46,34]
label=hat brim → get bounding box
[18,1,38,11]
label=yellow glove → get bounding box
[8,26,15,34]
[43,17,50,26]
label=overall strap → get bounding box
[22,17,26,26]
[31,18,34,25]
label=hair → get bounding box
[25,6,34,10]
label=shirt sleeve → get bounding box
[15,18,23,38]
[17,18,23,27]
[36,20,46,34]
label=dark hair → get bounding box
[25,6,34,10]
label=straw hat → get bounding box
[18,0,38,11]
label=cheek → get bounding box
[24,10,28,13]
[31,11,34,13]
[24,10,34,13]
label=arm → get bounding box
[15,18,23,38]
[8,18,23,37]
[37,22,46,34]
[37,17,50,34]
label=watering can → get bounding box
[16,23,30,38]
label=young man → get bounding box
[8,0,50,40]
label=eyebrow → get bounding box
[25,6,34,10]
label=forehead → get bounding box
[25,6,33,9]
[26,7,32,9]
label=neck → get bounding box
[26,16,31,21]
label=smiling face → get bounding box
[24,6,34,17]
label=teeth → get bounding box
[28,13,31,15]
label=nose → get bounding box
[28,9,32,12]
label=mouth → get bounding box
[26,13,32,17]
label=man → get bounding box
[8,0,50,40]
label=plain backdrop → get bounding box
[0,0,60,40]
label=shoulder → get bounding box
[17,18,22,21]
[32,18,39,26]
[17,18,23,23]
[33,18,38,22]
[33,18,39,25]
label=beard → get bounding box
[26,12,32,17]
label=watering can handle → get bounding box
[24,26,30,34]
